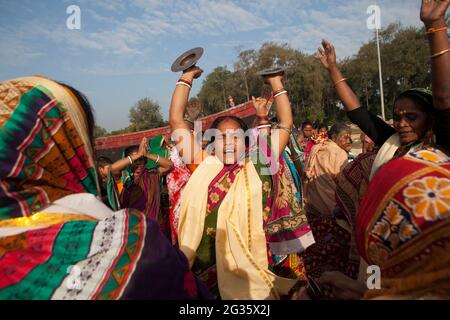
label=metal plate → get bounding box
[256,67,286,77]
[171,47,204,72]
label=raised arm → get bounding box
[169,67,203,165]
[421,0,450,112]
[145,152,174,175]
[317,39,360,111]
[265,74,293,158]
[110,137,147,176]
[316,39,394,146]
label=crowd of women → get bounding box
[0,0,449,300]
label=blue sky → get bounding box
[0,0,423,131]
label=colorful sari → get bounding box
[283,150,302,203]
[178,137,315,300]
[356,147,450,299]
[334,151,378,279]
[0,76,210,300]
[99,171,121,211]
[166,146,191,245]
[121,170,161,220]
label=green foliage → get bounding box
[94,125,108,138]
[128,98,165,132]
[197,23,432,126]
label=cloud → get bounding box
[0,26,45,67]
[80,65,169,76]
[263,0,423,58]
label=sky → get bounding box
[0,0,423,131]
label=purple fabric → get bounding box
[121,219,212,300]
[120,171,160,221]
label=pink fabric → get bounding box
[166,147,191,245]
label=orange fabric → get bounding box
[357,148,450,299]
[304,140,349,215]
[187,150,208,173]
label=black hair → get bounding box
[301,121,313,130]
[58,82,96,142]
[328,122,350,138]
[210,116,248,132]
[394,89,434,115]
[316,123,328,131]
[124,145,139,157]
[209,116,250,147]
[96,156,112,168]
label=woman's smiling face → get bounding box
[393,97,433,146]
[214,118,246,165]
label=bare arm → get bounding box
[317,39,361,111]
[421,0,450,111]
[145,153,174,175]
[169,67,204,165]
[110,137,147,175]
[265,75,293,158]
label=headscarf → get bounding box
[0,76,99,220]
[146,135,168,170]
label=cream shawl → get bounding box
[178,156,297,300]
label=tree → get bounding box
[196,23,433,125]
[342,23,430,120]
[198,67,235,115]
[94,126,108,138]
[128,98,165,132]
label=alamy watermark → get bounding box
[66,5,81,30]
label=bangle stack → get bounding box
[127,156,133,165]
[256,114,270,126]
[155,155,160,163]
[426,26,448,35]
[176,78,193,89]
[257,124,272,130]
[273,87,288,98]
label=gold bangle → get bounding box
[275,124,292,135]
[334,78,347,87]
[426,26,448,35]
[431,48,450,59]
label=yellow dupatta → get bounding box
[178,156,297,300]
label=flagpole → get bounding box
[374,1,386,121]
[376,27,386,121]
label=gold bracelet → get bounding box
[334,78,347,87]
[426,26,448,35]
[275,124,292,135]
[431,48,450,59]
